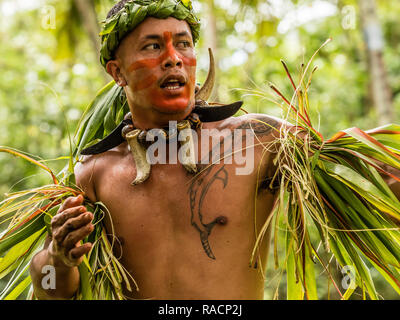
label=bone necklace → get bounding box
[121,111,201,185]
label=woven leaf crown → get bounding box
[99,0,200,68]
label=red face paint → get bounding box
[164,32,180,65]
[128,32,196,72]
[127,31,196,112]
[132,75,157,91]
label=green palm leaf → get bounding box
[252,47,400,300]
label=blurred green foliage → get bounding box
[0,0,399,299]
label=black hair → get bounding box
[107,0,130,19]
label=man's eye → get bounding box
[177,41,191,48]
[143,43,160,50]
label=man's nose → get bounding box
[161,49,183,70]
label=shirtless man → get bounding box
[29,0,281,300]
[28,0,400,300]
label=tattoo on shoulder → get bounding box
[237,115,279,137]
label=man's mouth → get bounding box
[160,75,186,91]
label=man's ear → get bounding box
[106,60,127,87]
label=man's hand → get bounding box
[48,195,94,268]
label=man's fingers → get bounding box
[53,212,93,244]
[69,242,92,261]
[51,206,87,229]
[62,224,94,251]
[58,195,84,214]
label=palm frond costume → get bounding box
[1,0,400,300]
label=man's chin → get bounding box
[153,99,195,117]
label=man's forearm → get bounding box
[30,248,80,300]
[388,180,400,200]
[376,161,400,200]
[29,195,94,300]
[384,168,400,200]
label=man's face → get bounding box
[109,17,197,117]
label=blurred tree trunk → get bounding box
[73,0,100,54]
[359,0,393,125]
[205,0,219,101]
[73,0,109,82]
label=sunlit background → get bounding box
[1,0,399,299]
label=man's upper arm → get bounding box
[379,163,400,200]
[233,113,286,190]
[74,156,98,203]
[389,181,400,200]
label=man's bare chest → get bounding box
[94,154,269,260]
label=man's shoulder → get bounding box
[74,142,129,201]
[212,113,285,138]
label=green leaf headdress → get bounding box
[99,0,201,68]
